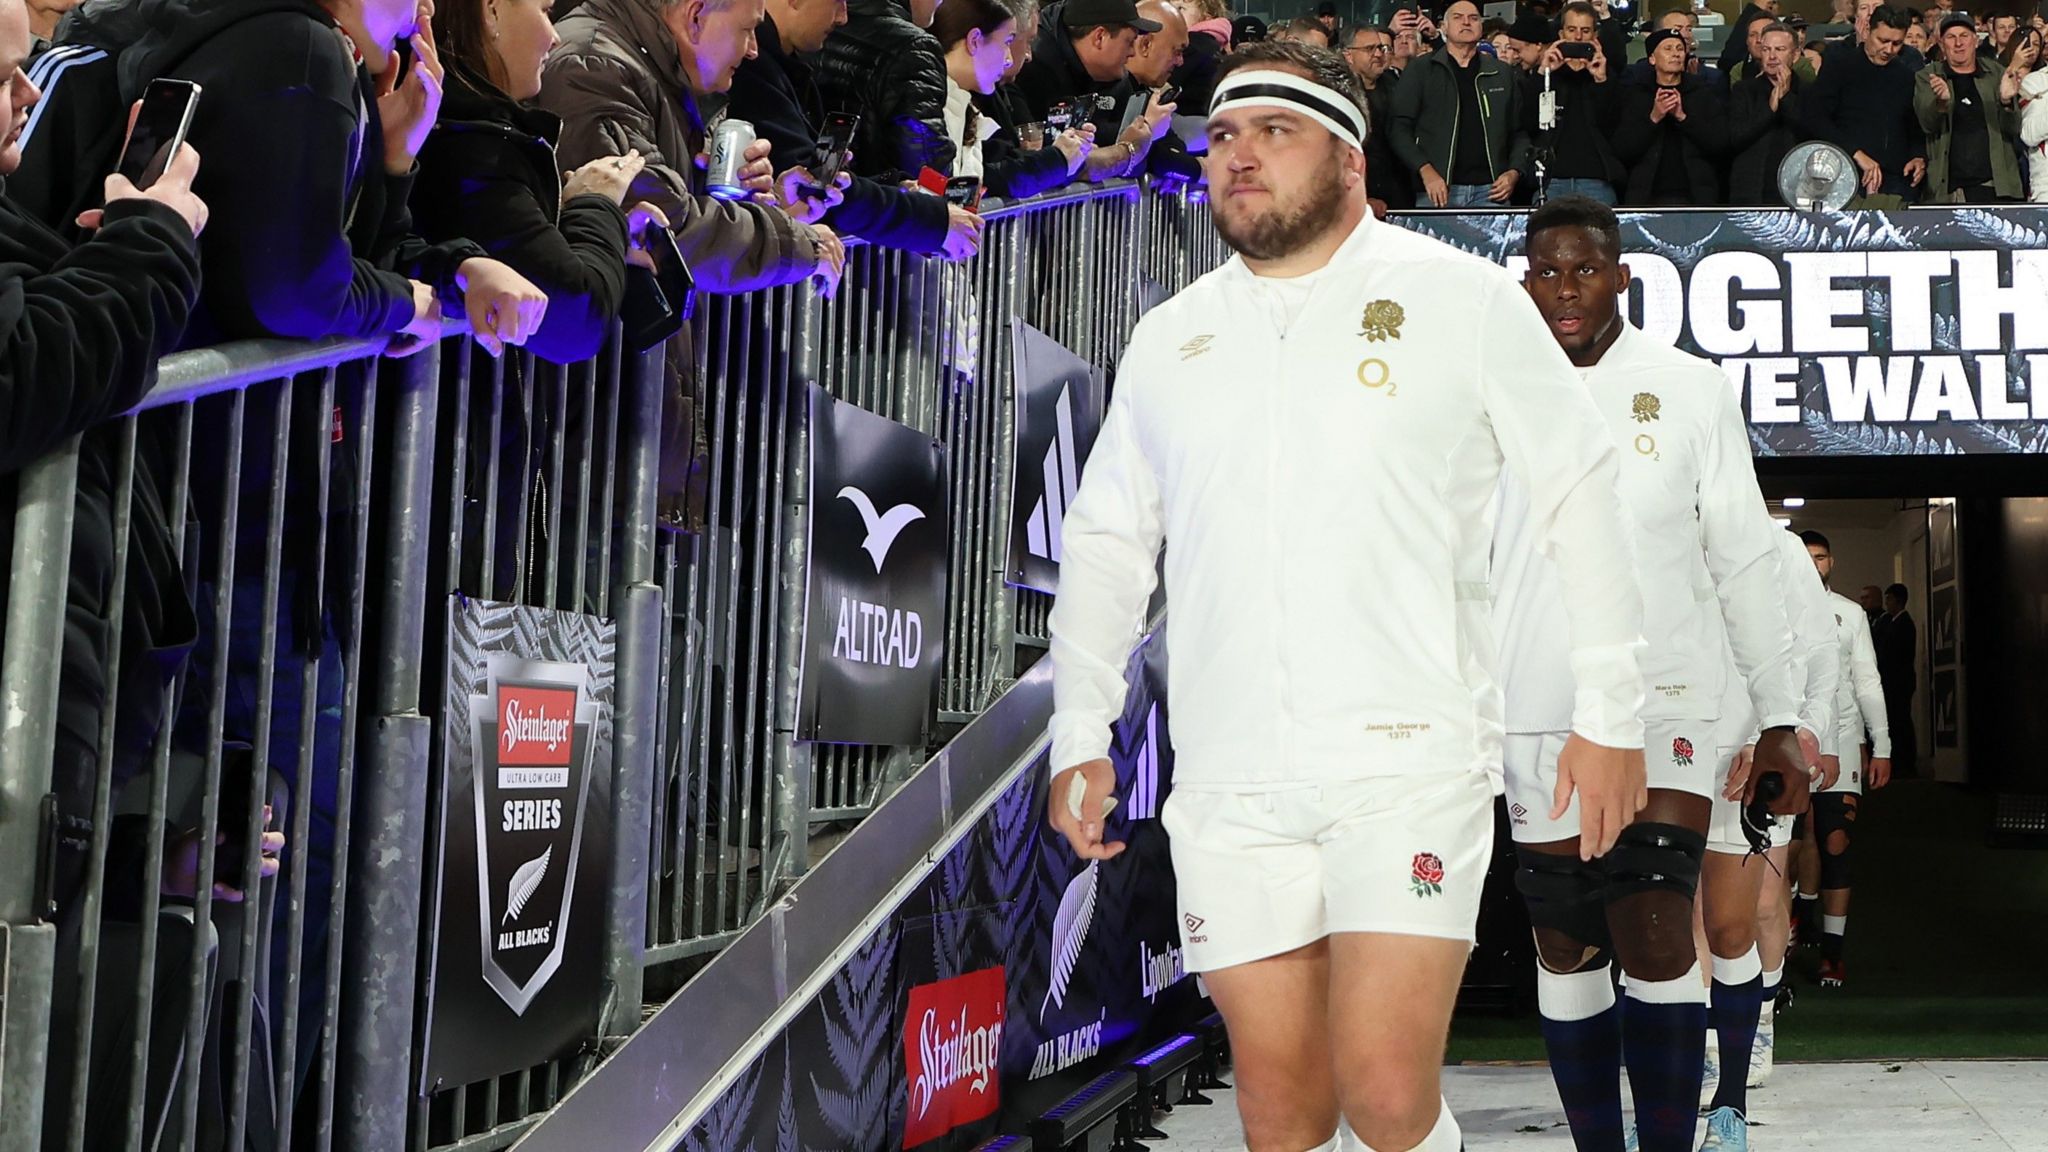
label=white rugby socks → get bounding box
[1341,1098,1461,1151]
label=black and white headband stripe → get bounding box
[1210,70,1369,150]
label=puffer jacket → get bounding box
[540,0,824,529]
[816,0,956,182]
[2023,69,2048,203]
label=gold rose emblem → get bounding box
[1358,300,1405,342]
[1632,392,1661,423]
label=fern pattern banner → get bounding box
[679,631,1202,1150]
[422,597,616,1091]
[1397,207,2048,456]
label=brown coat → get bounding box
[540,0,821,527]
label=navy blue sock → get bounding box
[1709,948,1763,1114]
[1621,967,1707,1152]
[1537,965,1625,1152]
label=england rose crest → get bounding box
[1673,737,1695,766]
[1410,852,1445,898]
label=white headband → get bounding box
[1209,69,1369,151]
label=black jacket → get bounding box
[0,191,202,914]
[1105,77,1205,184]
[1363,82,1413,207]
[1718,3,1774,75]
[1727,70,1811,204]
[12,0,486,348]
[1389,45,1534,182]
[974,85,1082,199]
[729,16,952,251]
[1170,27,1227,118]
[1612,74,1728,204]
[1803,38,1926,199]
[1014,5,1121,121]
[815,0,956,182]
[414,66,631,364]
[1535,65,1625,187]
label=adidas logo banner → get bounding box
[798,384,950,746]
[424,599,615,1091]
[1007,321,1104,595]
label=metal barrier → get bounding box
[0,180,1223,1152]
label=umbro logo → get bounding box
[837,486,926,573]
[1184,914,1204,933]
[1179,335,1215,359]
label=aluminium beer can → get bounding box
[707,119,755,201]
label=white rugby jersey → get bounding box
[1047,210,1647,789]
[1714,525,1842,752]
[1825,589,1891,787]
[1492,324,1801,736]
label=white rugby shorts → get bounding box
[1503,720,1714,844]
[1707,742,1795,855]
[1161,770,1493,973]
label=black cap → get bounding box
[1508,12,1556,42]
[1061,0,1165,32]
[1231,13,1269,40]
[1316,1,1338,16]
[1938,12,1977,36]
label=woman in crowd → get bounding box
[934,0,1023,182]
[973,0,1095,198]
[2011,25,2048,201]
[416,0,662,364]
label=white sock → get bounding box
[1625,962,1710,1005]
[1711,945,1764,986]
[1823,913,1848,936]
[1286,1134,1341,1152]
[1345,1098,1461,1152]
[1537,963,1616,1022]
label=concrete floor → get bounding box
[1153,1061,2048,1150]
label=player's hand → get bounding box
[1868,756,1892,790]
[1048,760,1125,861]
[1419,164,1450,207]
[1555,734,1647,861]
[1724,743,1757,801]
[1817,753,1842,791]
[1796,725,1821,768]
[1749,727,1811,816]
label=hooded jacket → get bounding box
[13,0,487,347]
[729,14,953,251]
[815,0,956,182]
[1013,3,1123,121]
[414,65,632,365]
[1388,44,1534,184]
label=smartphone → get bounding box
[1118,95,1149,138]
[621,223,695,351]
[945,176,984,212]
[1157,84,1182,106]
[1046,101,1076,133]
[117,78,202,190]
[1559,40,1595,58]
[812,111,859,189]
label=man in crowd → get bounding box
[1051,40,1648,1152]
[729,0,985,257]
[1860,583,1884,620]
[1114,0,1203,182]
[1342,22,1414,209]
[1804,4,1927,204]
[1613,27,1728,206]
[1914,12,2026,202]
[1013,0,1177,179]
[1496,196,1805,1152]
[1629,8,1728,91]
[542,0,845,530]
[974,0,1100,198]
[1390,0,1532,206]
[1504,11,1554,74]
[1532,2,1623,205]
[1729,8,1817,82]
[1800,530,1892,990]
[1874,582,1917,775]
[1729,21,1813,203]
[1273,14,1333,47]
[1719,0,1782,75]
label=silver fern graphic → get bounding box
[503,846,553,925]
[1042,861,1099,1024]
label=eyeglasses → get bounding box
[1345,42,1393,52]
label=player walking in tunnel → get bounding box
[1047,45,1650,1152]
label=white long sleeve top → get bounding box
[1828,588,1892,761]
[1777,528,1839,744]
[1492,323,1801,736]
[1047,211,1647,790]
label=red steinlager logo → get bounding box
[1410,852,1445,899]
[903,967,1005,1146]
[1673,737,1695,767]
[498,685,576,765]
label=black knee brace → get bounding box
[1602,822,1707,903]
[1515,847,1612,968]
[1814,793,1857,890]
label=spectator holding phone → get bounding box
[974,0,1097,197]
[1613,26,1728,205]
[1389,0,1532,206]
[1112,0,1201,183]
[1533,2,1624,204]
[1914,11,2025,202]
[816,0,957,182]
[733,0,982,255]
[1012,0,1158,121]
[416,0,667,364]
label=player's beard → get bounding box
[1212,147,1351,262]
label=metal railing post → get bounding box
[0,439,80,1152]
[770,295,820,883]
[335,344,441,1152]
[602,341,666,1032]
